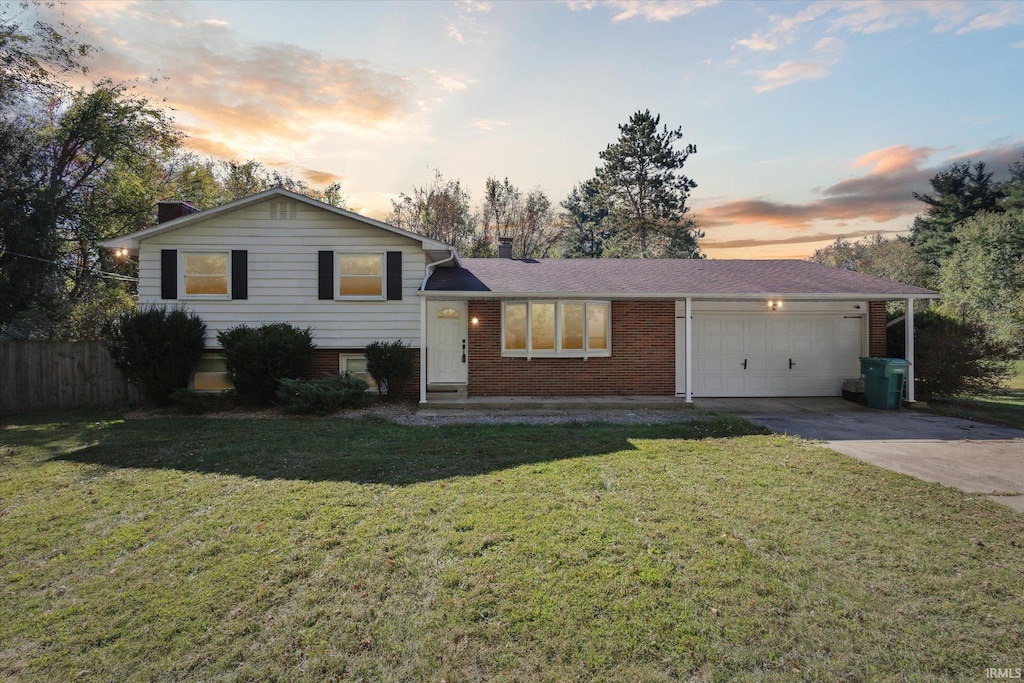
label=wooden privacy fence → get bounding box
[0,341,140,412]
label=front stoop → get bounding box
[426,384,468,402]
[420,395,694,410]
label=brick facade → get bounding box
[305,347,420,400]
[868,301,887,357]
[466,300,676,397]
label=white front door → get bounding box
[427,300,468,384]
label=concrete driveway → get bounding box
[699,397,1024,513]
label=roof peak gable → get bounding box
[100,187,452,251]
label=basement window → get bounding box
[501,301,611,358]
[339,353,377,391]
[192,353,233,392]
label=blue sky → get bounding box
[57,0,1024,257]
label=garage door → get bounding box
[689,312,864,397]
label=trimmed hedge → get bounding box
[102,306,206,406]
[365,340,415,402]
[218,323,314,404]
[276,374,369,414]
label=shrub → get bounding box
[218,323,314,404]
[888,308,1013,400]
[102,306,207,406]
[276,374,369,414]
[364,340,415,402]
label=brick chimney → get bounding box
[157,200,199,224]
[497,235,514,259]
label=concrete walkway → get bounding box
[698,397,1024,513]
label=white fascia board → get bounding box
[98,187,453,252]
[418,290,939,300]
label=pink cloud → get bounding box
[698,142,1024,230]
[854,145,936,175]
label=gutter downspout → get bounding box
[420,251,458,404]
[421,252,456,290]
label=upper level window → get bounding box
[502,301,611,358]
[183,252,229,297]
[338,253,383,298]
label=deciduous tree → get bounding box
[215,159,346,207]
[1,80,180,336]
[387,169,475,252]
[809,234,933,288]
[480,177,561,258]
[938,210,1024,355]
[0,1,92,102]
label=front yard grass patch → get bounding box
[2,412,1022,681]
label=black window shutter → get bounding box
[231,250,247,300]
[318,251,333,300]
[161,249,177,299]
[386,251,402,301]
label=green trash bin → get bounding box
[859,357,910,410]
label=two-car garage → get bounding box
[676,301,868,398]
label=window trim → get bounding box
[179,251,231,300]
[335,251,386,300]
[338,353,377,391]
[501,300,612,359]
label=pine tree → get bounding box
[910,161,1002,266]
[559,179,609,258]
[593,110,703,258]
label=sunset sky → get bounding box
[47,0,1024,258]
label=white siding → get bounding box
[139,198,427,348]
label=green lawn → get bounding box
[2,413,1023,681]
[929,360,1024,427]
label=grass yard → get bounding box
[2,412,1023,681]
[929,360,1024,428]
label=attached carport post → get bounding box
[420,294,428,404]
[685,296,692,403]
[906,297,915,403]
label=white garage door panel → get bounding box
[693,313,863,397]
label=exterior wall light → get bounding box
[471,317,479,325]
[767,300,782,311]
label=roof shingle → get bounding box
[425,259,936,297]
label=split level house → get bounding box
[101,187,937,405]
